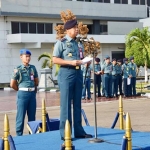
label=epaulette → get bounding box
[61,38,66,42]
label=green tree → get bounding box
[38,52,60,76]
[125,27,150,82]
[38,52,53,69]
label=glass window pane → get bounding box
[114,0,120,3]
[132,0,139,5]
[140,0,145,5]
[20,22,28,33]
[104,0,110,3]
[147,0,150,6]
[100,24,107,33]
[122,0,128,4]
[37,23,44,34]
[29,23,36,33]
[103,25,107,32]
[45,23,52,34]
[98,0,103,2]
[87,25,92,34]
[11,22,19,34]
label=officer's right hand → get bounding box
[71,60,82,66]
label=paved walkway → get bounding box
[0,90,149,138]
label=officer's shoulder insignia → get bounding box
[13,69,18,74]
[61,38,66,42]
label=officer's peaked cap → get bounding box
[20,49,31,55]
[64,19,77,30]
[105,55,110,59]
[130,56,134,61]
[112,58,116,62]
[123,58,128,62]
[95,58,100,62]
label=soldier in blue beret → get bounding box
[128,56,137,96]
[94,58,102,97]
[10,49,39,136]
[111,58,118,97]
[122,58,131,97]
[82,61,92,100]
[53,18,92,140]
[101,56,113,98]
[116,59,123,96]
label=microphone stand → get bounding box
[88,51,104,143]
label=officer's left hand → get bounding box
[71,60,82,66]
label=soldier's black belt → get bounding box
[117,74,122,75]
[61,65,81,70]
[104,73,112,75]
[112,75,117,76]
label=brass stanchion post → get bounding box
[125,113,132,150]
[42,98,46,132]
[119,95,124,130]
[4,114,10,150]
[65,120,72,150]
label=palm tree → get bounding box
[38,52,60,76]
[125,27,150,82]
[38,52,53,69]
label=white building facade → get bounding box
[0,0,149,83]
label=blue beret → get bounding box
[20,49,31,55]
[112,58,116,62]
[95,58,100,62]
[105,55,110,59]
[130,56,134,61]
[64,19,77,30]
[123,58,128,62]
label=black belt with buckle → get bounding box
[104,73,112,75]
[112,74,117,76]
[61,65,81,70]
[117,74,122,75]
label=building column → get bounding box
[128,0,132,4]
[110,0,114,4]
[92,20,100,35]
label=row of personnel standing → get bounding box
[82,56,137,99]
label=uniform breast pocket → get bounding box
[22,73,29,80]
[65,48,75,57]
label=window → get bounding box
[11,22,53,34]
[37,23,44,34]
[45,24,52,34]
[98,0,110,2]
[140,0,145,5]
[104,0,110,3]
[147,0,150,6]
[114,0,120,3]
[122,0,128,4]
[11,22,19,34]
[86,24,92,34]
[29,23,36,33]
[100,24,108,34]
[20,23,28,33]
[132,0,139,5]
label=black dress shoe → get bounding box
[109,96,113,98]
[75,134,93,138]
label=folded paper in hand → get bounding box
[82,57,93,64]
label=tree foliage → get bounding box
[125,27,150,68]
[38,52,60,76]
